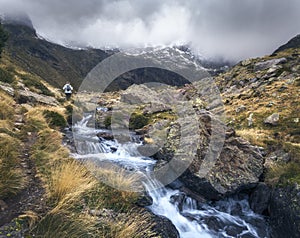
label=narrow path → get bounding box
[0,133,47,236]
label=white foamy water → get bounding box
[71,116,269,238]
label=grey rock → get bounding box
[266,102,275,107]
[249,183,271,214]
[143,102,172,114]
[153,215,180,238]
[254,58,287,71]
[0,82,14,96]
[235,105,247,113]
[269,185,300,238]
[278,85,288,92]
[137,144,160,157]
[18,90,58,106]
[247,113,254,127]
[241,59,252,66]
[264,113,280,126]
[153,110,264,200]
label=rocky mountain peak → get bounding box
[274,34,300,54]
[1,12,34,29]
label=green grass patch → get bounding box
[21,75,54,96]
[104,115,112,129]
[0,67,14,84]
[129,113,149,130]
[43,110,66,129]
[267,161,300,186]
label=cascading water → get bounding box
[71,116,269,238]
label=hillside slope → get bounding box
[3,23,110,89]
[3,22,228,92]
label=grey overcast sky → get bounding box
[1,0,300,61]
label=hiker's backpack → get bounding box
[66,85,71,91]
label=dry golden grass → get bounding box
[89,165,142,192]
[102,212,156,238]
[23,109,48,133]
[49,160,97,205]
[31,212,97,238]
[34,128,64,153]
[236,128,272,147]
[0,133,26,199]
[19,211,40,229]
[0,91,15,121]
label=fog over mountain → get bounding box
[1,0,300,61]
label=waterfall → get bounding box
[72,116,269,238]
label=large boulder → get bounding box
[153,110,264,200]
[17,89,58,106]
[254,58,287,71]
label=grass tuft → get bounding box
[0,133,25,199]
[85,165,141,211]
[49,160,96,204]
[43,110,66,129]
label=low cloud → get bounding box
[1,0,300,61]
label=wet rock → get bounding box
[269,184,300,238]
[225,225,246,237]
[135,194,153,207]
[264,113,280,126]
[97,132,114,140]
[137,144,160,157]
[249,183,271,215]
[152,215,180,238]
[170,192,186,211]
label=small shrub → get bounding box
[43,110,66,129]
[129,113,149,130]
[104,115,112,128]
[0,67,14,84]
[65,104,73,115]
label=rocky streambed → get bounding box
[77,83,300,237]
